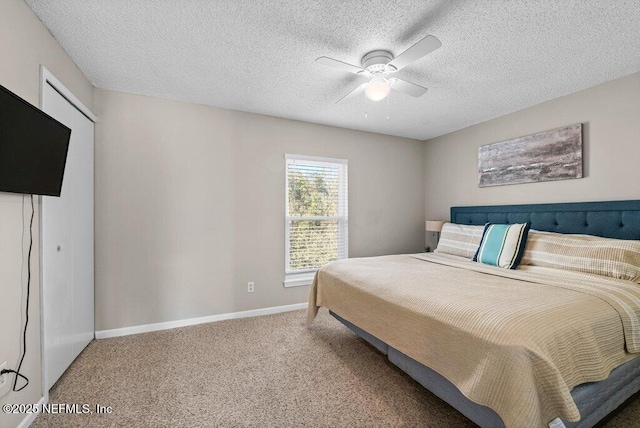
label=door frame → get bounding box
[38,66,96,399]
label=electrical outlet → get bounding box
[247,282,255,293]
[0,361,9,397]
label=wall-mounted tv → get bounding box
[0,83,71,197]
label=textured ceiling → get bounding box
[25,0,640,140]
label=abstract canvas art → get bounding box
[478,123,583,187]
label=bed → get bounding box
[307,200,640,428]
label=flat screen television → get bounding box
[0,83,71,197]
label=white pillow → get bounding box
[522,230,640,282]
[435,223,485,259]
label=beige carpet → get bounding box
[32,309,639,427]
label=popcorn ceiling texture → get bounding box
[25,0,640,140]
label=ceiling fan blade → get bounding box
[391,78,428,97]
[316,56,365,75]
[336,83,368,104]
[388,35,442,71]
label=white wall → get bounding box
[94,89,425,331]
[424,71,640,234]
[0,1,94,427]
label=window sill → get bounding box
[283,272,316,288]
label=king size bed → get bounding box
[307,200,640,427]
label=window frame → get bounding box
[283,154,348,287]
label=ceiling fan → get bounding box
[316,35,442,103]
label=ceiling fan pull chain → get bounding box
[364,91,368,119]
[386,91,390,121]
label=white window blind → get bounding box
[285,155,348,283]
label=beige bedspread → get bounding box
[307,253,640,427]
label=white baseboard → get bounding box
[17,394,48,428]
[95,302,308,339]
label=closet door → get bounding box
[69,103,94,360]
[41,82,94,390]
[41,86,75,389]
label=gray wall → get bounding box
[424,71,640,233]
[94,89,425,331]
[0,0,94,426]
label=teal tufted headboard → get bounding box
[450,200,640,240]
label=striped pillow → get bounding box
[473,223,530,269]
[521,230,640,282]
[435,223,485,259]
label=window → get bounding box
[284,154,348,287]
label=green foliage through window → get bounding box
[288,169,338,216]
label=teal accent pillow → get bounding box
[473,223,531,269]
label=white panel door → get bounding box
[69,102,94,360]
[41,82,94,390]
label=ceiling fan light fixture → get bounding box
[365,74,391,101]
[317,35,441,104]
